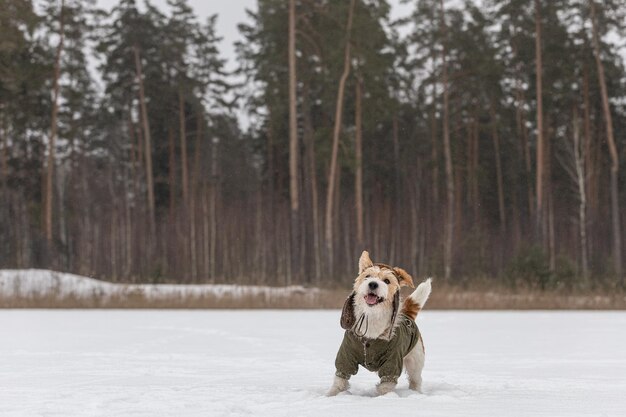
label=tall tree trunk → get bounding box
[466,120,474,210]
[168,126,176,216]
[133,45,156,237]
[202,184,210,280]
[548,176,555,273]
[412,158,423,273]
[44,0,65,243]
[0,110,7,195]
[179,90,190,281]
[428,82,440,270]
[303,84,321,282]
[108,172,118,279]
[515,79,534,222]
[288,0,300,282]
[355,77,364,247]
[511,27,534,224]
[582,64,593,207]
[545,128,555,272]
[189,112,203,281]
[582,63,596,263]
[534,0,545,242]
[179,89,189,206]
[324,0,356,268]
[266,109,275,279]
[490,105,506,233]
[266,108,275,217]
[122,157,133,277]
[572,110,589,279]
[467,118,480,224]
[430,81,439,208]
[135,108,144,171]
[589,0,622,281]
[429,83,440,257]
[126,109,139,196]
[440,0,454,281]
[210,136,219,280]
[391,115,401,264]
[191,112,203,196]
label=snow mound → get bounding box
[0,269,317,304]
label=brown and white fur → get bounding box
[327,251,432,396]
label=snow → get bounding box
[1,310,625,417]
[0,269,317,301]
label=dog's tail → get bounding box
[401,278,432,320]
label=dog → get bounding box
[327,250,432,396]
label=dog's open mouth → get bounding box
[365,293,383,306]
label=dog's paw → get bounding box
[326,384,349,397]
[326,387,343,397]
[408,381,422,393]
[326,376,349,397]
[376,381,397,396]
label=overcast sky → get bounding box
[95,0,414,72]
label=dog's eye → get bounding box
[366,275,371,279]
[384,279,390,284]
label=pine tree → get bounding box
[98,0,162,237]
[587,0,624,282]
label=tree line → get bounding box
[1,0,625,290]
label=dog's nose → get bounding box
[368,281,378,290]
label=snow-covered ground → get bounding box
[1,310,624,416]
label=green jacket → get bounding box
[334,314,420,383]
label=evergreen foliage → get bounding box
[0,0,625,289]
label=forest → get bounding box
[1,0,625,291]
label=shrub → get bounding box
[505,245,552,290]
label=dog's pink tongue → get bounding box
[365,294,378,305]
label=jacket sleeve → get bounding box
[377,319,415,383]
[334,333,359,380]
[377,350,403,383]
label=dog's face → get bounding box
[354,264,399,308]
[341,251,414,333]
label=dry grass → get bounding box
[426,284,626,310]
[2,283,625,309]
[0,289,345,309]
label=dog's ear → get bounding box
[359,251,373,274]
[393,267,415,288]
[390,290,400,328]
[340,293,356,330]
